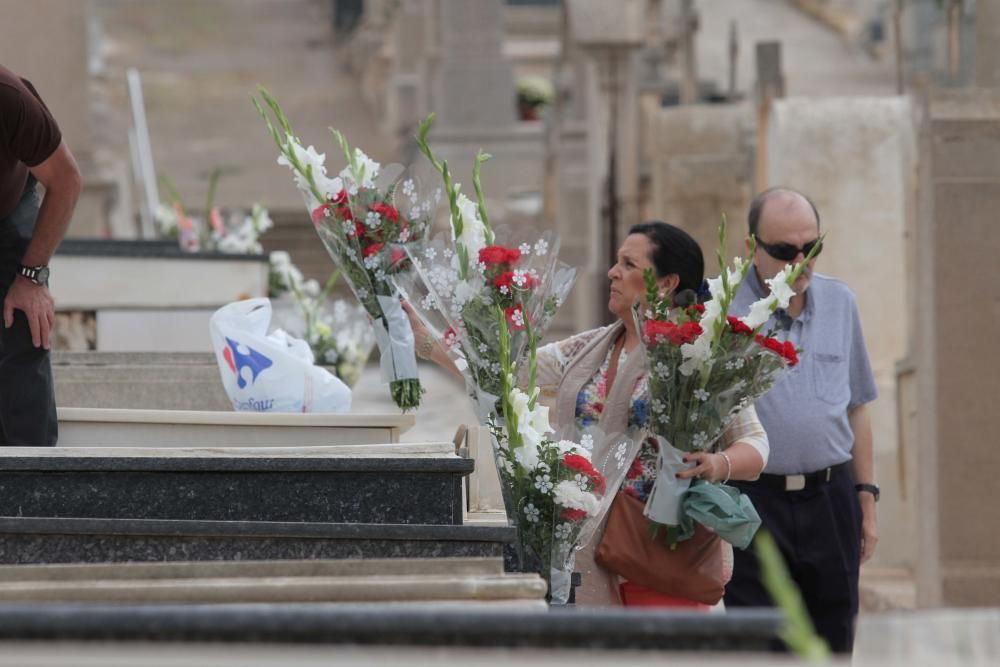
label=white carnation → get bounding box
[553,480,601,516]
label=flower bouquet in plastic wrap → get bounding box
[637,219,822,548]
[255,88,432,410]
[490,301,640,603]
[156,170,273,255]
[390,114,576,422]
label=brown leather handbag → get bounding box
[595,492,726,605]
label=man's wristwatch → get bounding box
[18,264,50,286]
[855,483,880,502]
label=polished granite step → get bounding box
[0,517,514,564]
[0,447,471,525]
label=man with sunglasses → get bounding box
[724,187,878,655]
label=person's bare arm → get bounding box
[401,300,464,382]
[3,141,81,348]
[849,403,878,563]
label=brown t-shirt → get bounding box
[0,65,62,219]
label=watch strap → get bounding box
[855,483,880,501]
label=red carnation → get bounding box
[504,304,527,330]
[561,508,587,522]
[643,319,675,344]
[332,189,348,205]
[493,271,539,292]
[756,335,798,366]
[479,245,521,267]
[311,204,330,225]
[353,221,367,238]
[687,303,706,315]
[369,201,400,223]
[781,340,799,366]
[389,247,406,266]
[336,205,353,221]
[643,319,702,346]
[362,243,384,258]
[563,453,597,476]
[727,316,753,336]
[675,321,703,344]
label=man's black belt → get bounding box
[738,460,852,492]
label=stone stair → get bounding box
[0,446,466,524]
[0,558,544,606]
[0,445,513,567]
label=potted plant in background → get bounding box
[516,76,554,122]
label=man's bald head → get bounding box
[748,187,820,240]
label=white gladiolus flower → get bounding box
[508,386,553,456]
[278,139,343,198]
[513,441,540,470]
[339,148,380,189]
[454,193,487,259]
[766,269,795,308]
[742,267,798,329]
[742,297,776,330]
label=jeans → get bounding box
[0,177,57,445]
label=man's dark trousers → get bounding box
[0,177,57,445]
[724,465,862,654]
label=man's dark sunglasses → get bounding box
[756,238,823,262]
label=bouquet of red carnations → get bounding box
[255,88,431,410]
[637,221,820,547]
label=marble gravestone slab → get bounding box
[0,517,514,565]
[0,449,471,525]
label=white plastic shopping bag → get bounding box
[209,298,352,413]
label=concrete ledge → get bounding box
[0,557,505,581]
[0,573,548,605]
[56,407,415,446]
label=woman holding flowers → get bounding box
[409,221,769,607]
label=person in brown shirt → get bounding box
[0,64,81,444]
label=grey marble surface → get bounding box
[0,455,473,473]
[0,603,783,651]
[0,469,464,524]
[0,518,514,564]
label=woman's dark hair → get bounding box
[627,221,705,305]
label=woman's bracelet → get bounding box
[416,334,437,360]
[721,452,732,484]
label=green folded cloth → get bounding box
[677,480,761,550]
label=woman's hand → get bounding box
[676,451,729,483]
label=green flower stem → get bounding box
[472,150,495,245]
[253,88,327,206]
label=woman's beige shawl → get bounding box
[548,321,638,605]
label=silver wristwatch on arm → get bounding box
[18,264,50,286]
